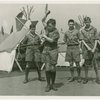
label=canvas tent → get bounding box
[0,6,33,72]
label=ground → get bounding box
[0,69,100,96]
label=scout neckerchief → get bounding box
[21,32,37,47]
[29,32,37,38]
[81,25,96,68]
[81,25,94,49]
[68,28,75,33]
[68,28,79,43]
[82,26,98,78]
[68,28,75,39]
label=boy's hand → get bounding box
[46,10,50,16]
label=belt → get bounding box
[67,44,79,46]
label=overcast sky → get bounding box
[0,4,100,36]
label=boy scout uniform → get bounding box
[80,17,100,84]
[94,32,100,60]
[23,21,44,84]
[43,29,59,71]
[42,29,60,71]
[63,29,81,62]
[80,25,98,63]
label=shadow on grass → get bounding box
[0,71,24,78]
[28,77,46,83]
[55,82,64,88]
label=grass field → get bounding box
[0,69,100,96]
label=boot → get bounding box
[94,63,100,84]
[45,85,51,92]
[37,69,44,81]
[69,67,75,82]
[83,66,88,84]
[95,77,100,84]
[36,63,44,81]
[45,71,51,92]
[23,67,30,84]
[68,77,75,82]
[77,67,81,83]
[51,71,57,91]
[38,73,45,81]
[83,78,88,84]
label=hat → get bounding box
[47,19,56,26]
[84,17,91,23]
[30,21,38,29]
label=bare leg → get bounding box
[35,62,44,81]
[69,62,75,82]
[75,62,81,83]
[83,60,89,84]
[50,65,57,91]
[93,59,100,84]
[45,63,51,92]
[23,62,31,84]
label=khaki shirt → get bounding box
[22,32,41,50]
[63,29,81,46]
[43,29,60,50]
[80,25,98,49]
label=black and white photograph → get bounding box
[0,1,100,97]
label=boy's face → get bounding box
[47,23,55,32]
[84,21,91,28]
[68,22,74,30]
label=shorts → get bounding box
[42,47,58,71]
[44,63,56,71]
[65,45,80,62]
[82,46,94,60]
[25,48,41,62]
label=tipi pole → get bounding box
[14,58,23,72]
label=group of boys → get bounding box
[21,10,100,92]
[64,17,100,84]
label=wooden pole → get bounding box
[14,58,23,72]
